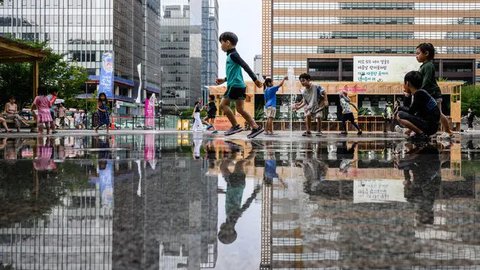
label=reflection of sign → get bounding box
[99,161,114,208]
[354,56,421,82]
[354,179,406,204]
[144,133,155,163]
[99,52,114,98]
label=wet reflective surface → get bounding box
[0,134,479,269]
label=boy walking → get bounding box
[292,73,327,137]
[264,76,287,135]
[216,32,264,138]
[397,71,440,141]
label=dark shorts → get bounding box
[207,114,216,119]
[398,111,439,136]
[224,86,246,100]
[341,112,356,123]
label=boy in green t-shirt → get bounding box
[216,32,264,139]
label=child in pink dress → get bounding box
[31,86,53,135]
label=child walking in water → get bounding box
[95,93,110,133]
[216,32,264,138]
[31,86,53,135]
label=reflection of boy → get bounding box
[264,152,278,184]
[399,144,441,225]
[218,151,258,244]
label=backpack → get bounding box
[316,85,328,108]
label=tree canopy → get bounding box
[0,42,88,109]
[461,84,480,115]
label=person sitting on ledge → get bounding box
[4,96,29,132]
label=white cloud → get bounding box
[217,0,262,81]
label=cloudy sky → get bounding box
[217,0,262,79]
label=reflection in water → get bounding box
[218,145,259,245]
[0,135,478,269]
[33,137,57,171]
[399,144,441,225]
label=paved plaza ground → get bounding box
[0,130,479,269]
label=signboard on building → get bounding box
[354,56,421,82]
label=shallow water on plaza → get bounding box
[0,133,479,270]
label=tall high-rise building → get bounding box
[159,0,218,109]
[202,0,219,90]
[0,0,161,114]
[262,1,480,84]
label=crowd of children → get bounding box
[197,34,462,142]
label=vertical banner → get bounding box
[135,63,142,104]
[145,94,156,128]
[99,52,114,98]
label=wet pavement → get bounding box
[0,133,479,269]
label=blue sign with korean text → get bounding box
[99,52,114,98]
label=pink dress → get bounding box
[34,95,53,123]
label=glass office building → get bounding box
[0,0,161,113]
[159,0,218,109]
[262,1,480,83]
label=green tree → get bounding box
[0,42,88,108]
[461,84,480,115]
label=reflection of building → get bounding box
[262,0,480,83]
[255,142,480,269]
[160,0,218,109]
[0,0,162,113]
[0,171,113,270]
[112,154,218,269]
[208,81,462,131]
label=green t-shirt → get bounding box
[225,48,258,88]
[419,61,442,99]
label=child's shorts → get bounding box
[224,86,246,100]
[265,107,276,118]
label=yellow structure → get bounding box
[208,81,462,131]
